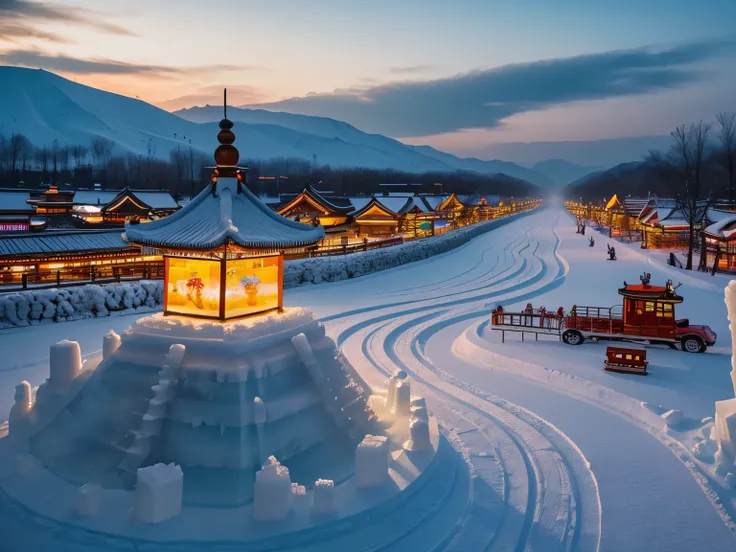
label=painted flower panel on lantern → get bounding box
[226,255,281,318]
[165,257,222,318]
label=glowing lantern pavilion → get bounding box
[125,94,324,321]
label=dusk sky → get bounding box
[1,0,735,159]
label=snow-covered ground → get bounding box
[2,204,735,551]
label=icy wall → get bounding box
[283,209,536,287]
[0,281,163,328]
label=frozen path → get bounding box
[1,205,734,550]
[288,205,736,551]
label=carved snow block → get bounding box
[411,406,429,422]
[394,381,411,417]
[77,483,101,517]
[386,376,398,413]
[291,483,310,513]
[715,398,736,459]
[356,434,389,488]
[253,397,267,425]
[165,344,186,370]
[8,381,32,434]
[50,340,82,387]
[140,413,162,436]
[411,396,426,409]
[253,456,292,521]
[312,479,335,515]
[102,330,121,360]
[134,463,183,523]
[152,382,172,402]
[406,418,432,451]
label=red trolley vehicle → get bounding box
[491,274,716,353]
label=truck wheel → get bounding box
[562,330,584,345]
[681,336,705,353]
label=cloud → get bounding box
[389,64,433,75]
[0,49,261,76]
[158,85,271,111]
[250,39,736,137]
[0,0,133,42]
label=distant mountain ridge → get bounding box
[530,159,604,187]
[176,105,555,187]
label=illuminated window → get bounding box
[165,257,222,318]
[225,256,280,318]
[164,254,282,320]
[645,301,655,313]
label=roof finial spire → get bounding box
[214,87,238,172]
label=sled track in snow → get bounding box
[319,212,602,552]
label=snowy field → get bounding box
[2,203,735,551]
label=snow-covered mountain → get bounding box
[177,104,554,187]
[0,67,551,185]
[530,159,604,187]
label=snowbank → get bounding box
[0,281,163,328]
[284,210,536,288]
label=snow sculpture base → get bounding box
[0,309,459,550]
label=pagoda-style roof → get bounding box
[125,99,324,252]
[352,197,401,220]
[101,188,178,213]
[277,183,354,216]
[125,177,324,251]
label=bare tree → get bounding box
[170,146,186,195]
[648,121,713,270]
[71,144,89,168]
[715,112,736,206]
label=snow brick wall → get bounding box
[0,281,163,328]
[284,210,535,288]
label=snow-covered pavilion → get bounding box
[125,101,324,320]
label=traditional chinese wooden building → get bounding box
[351,197,402,237]
[26,185,76,216]
[71,188,178,226]
[0,229,161,287]
[637,199,698,249]
[0,189,37,233]
[702,209,736,272]
[276,183,353,229]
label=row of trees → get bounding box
[0,132,538,200]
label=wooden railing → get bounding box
[0,261,165,291]
[284,236,404,260]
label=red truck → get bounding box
[492,277,716,353]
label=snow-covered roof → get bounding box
[125,177,324,250]
[73,205,102,214]
[73,190,119,206]
[704,210,736,239]
[131,191,177,209]
[376,197,412,214]
[0,190,32,212]
[348,197,373,213]
[399,197,430,214]
[0,230,134,258]
[419,195,448,211]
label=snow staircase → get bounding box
[291,333,378,440]
[116,344,186,477]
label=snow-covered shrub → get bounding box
[284,210,534,289]
[0,280,164,328]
